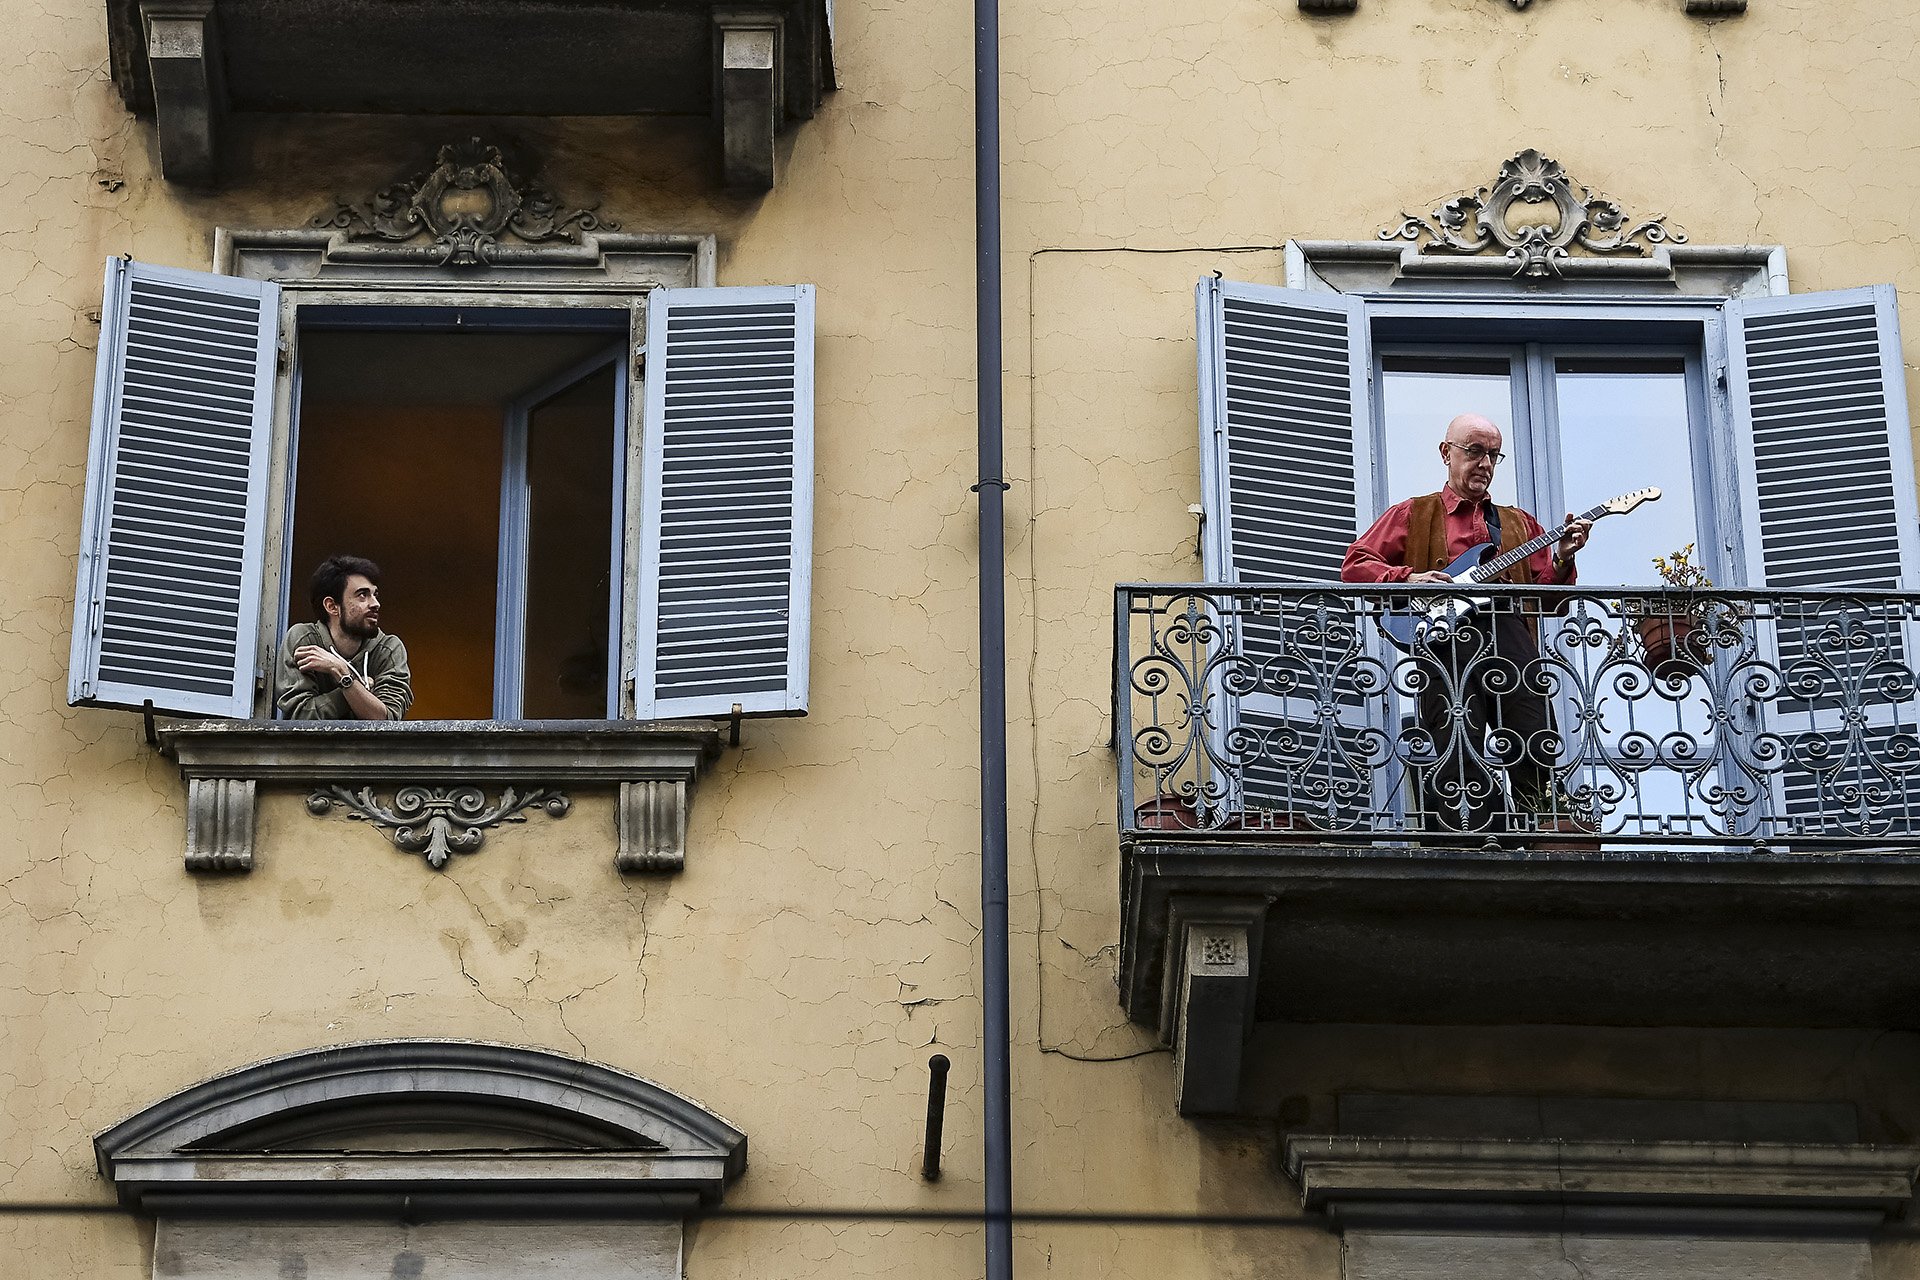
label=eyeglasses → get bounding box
[1444,442,1507,466]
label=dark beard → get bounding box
[339,614,378,641]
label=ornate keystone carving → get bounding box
[314,138,614,267]
[307,785,571,869]
[1380,148,1685,278]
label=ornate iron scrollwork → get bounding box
[1380,148,1685,278]
[313,138,615,267]
[308,784,572,869]
[1116,584,1920,845]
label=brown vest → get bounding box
[1404,492,1537,585]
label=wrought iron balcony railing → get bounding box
[1115,584,1920,845]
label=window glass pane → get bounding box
[1549,355,1710,830]
[520,365,618,718]
[1380,355,1519,513]
[1551,356,1697,586]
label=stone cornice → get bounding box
[1283,1135,1920,1226]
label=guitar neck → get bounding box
[1472,503,1607,582]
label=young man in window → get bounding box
[276,555,414,721]
[1342,413,1593,829]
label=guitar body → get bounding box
[1378,542,1497,651]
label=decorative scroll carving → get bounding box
[313,138,614,267]
[1380,148,1685,278]
[307,784,571,869]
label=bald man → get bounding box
[1343,414,1593,831]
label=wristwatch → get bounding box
[338,671,358,690]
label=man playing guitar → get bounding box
[1341,413,1595,831]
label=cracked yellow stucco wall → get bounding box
[4,0,1920,1276]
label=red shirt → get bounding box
[1341,484,1575,585]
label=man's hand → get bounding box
[1559,513,1593,559]
[293,644,351,683]
[1408,570,1454,584]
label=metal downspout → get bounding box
[973,0,1014,1269]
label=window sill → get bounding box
[155,719,726,875]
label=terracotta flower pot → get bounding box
[1133,796,1199,830]
[1636,610,1703,677]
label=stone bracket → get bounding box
[140,0,223,187]
[1159,896,1268,1117]
[185,776,255,872]
[714,7,784,193]
[155,721,725,876]
[617,779,691,873]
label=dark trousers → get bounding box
[1412,610,1557,832]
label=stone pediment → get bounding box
[95,1039,748,1214]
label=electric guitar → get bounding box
[1377,487,1662,652]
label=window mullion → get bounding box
[1520,343,1561,525]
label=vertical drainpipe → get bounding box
[973,0,1014,1266]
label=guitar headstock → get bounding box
[1601,486,1662,516]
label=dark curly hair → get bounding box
[308,554,382,620]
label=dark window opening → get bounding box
[288,326,624,720]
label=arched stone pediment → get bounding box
[95,1040,746,1216]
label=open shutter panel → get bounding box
[1199,278,1371,583]
[68,259,279,718]
[1197,279,1375,823]
[635,284,814,720]
[1726,285,1920,837]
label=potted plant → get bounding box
[1634,543,1714,675]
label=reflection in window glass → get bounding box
[1379,355,1519,513]
[1552,357,1697,587]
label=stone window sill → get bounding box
[155,719,725,875]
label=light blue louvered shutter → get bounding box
[1725,285,1920,836]
[634,284,814,719]
[1196,279,1376,823]
[1198,279,1371,581]
[68,259,280,718]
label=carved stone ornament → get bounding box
[313,138,615,267]
[1379,148,1685,279]
[307,784,571,870]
